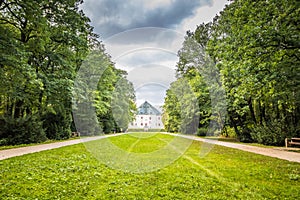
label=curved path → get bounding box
[162,132,300,163]
[0,133,127,161]
[0,132,299,163]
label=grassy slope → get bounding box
[0,133,299,199]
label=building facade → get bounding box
[128,101,164,130]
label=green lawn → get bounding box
[1,133,299,199]
[0,136,81,151]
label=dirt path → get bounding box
[162,133,300,163]
[1,132,299,163]
[0,133,127,161]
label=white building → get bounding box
[129,101,164,130]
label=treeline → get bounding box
[163,0,299,145]
[0,0,136,145]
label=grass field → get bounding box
[1,133,299,199]
[0,136,81,151]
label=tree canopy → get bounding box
[0,0,136,145]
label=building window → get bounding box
[141,116,143,119]
[158,117,160,120]
[141,123,143,126]
[149,117,151,120]
[158,123,161,126]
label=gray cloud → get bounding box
[136,84,168,105]
[127,64,176,89]
[80,0,219,106]
[82,0,213,38]
[116,50,177,67]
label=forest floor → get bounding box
[1,132,299,163]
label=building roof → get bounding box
[137,101,161,115]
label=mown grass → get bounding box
[0,133,299,199]
[0,136,81,151]
[201,136,279,148]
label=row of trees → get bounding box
[163,0,299,145]
[0,0,136,145]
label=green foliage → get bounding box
[165,0,299,145]
[111,74,137,131]
[0,115,47,145]
[197,127,208,136]
[42,112,72,140]
[164,23,226,137]
[0,0,136,143]
[163,78,199,134]
[207,0,300,143]
[73,50,137,135]
[0,133,299,199]
[0,0,94,144]
[250,120,292,146]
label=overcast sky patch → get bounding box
[81,0,229,106]
[82,0,213,39]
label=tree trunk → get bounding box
[248,97,256,124]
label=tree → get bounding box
[163,77,199,134]
[168,22,226,136]
[208,0,299,144]
[72,48,137,135]
[0,0,95,144]
[165,0,299,145]
[111,73,136,132]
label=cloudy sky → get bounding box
[81,0,229,106]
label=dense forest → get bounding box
[163,0,299,145]
[0,0,136,145]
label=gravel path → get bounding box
[0,133,127,161]
[0,132,299,163]
[162,133,300,163]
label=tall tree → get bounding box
[165,0,299,145]
[72,48,137,135]
[0,0,95,144]
[208,0,299,144]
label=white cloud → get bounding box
[144,0,173,10]
[135,84,168,106]
[177,0,229,32]
[81,0,228,106]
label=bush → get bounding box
[250,121,289,146]
[222,127,236,137]
[238,128,253,143]
[0,115,47,145]
[197,127,208,136]
[42,112,71,140]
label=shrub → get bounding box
[250,121,289,146]
[197,127,208,136]
[42,112,71,140]
[0,115,47,145]
[222,127,236,137]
